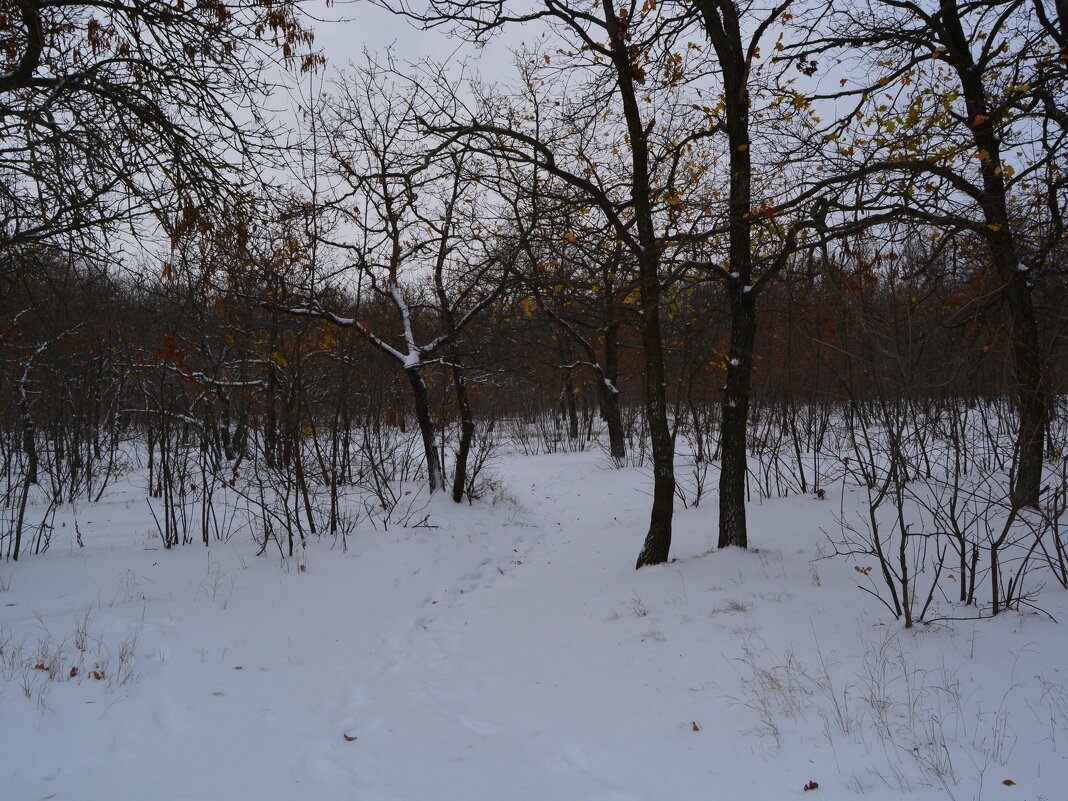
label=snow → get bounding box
[1,451,1067,800]
[403,348,421,369]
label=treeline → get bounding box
[1,234,1064,515]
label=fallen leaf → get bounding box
[343,734,358,742]
[804,780,819,791]
[90,670,103,680]
[691,721,701,732]
[1002,779,1015,786]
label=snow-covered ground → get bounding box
[2,451,1066,800]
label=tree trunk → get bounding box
[450,364,475,503]
[634,249,676,568]
[719,292,756,549]
[602,385,626,461]
[704,0,755,550]
[407,366,445,493]
[599,0,676,567]
[1002,251,1047,507]
[942,0,1048,506]
[565,377,579,440]
[602,319,626,460]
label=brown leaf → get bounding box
[691,721,701,732]
[343,734,358,742]
[33,663,48,671]
[298,564,306,573]
[69,666,78,678]
[1002,779,1015,786]
[90,670,103,680]
[804,781,819,791]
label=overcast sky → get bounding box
[308,1,520,78]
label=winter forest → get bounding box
[1,1,1067,798]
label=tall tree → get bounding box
[795,0,1067,505]
[387,3,725,566]
[689,0,806,548]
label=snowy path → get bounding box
[1,452,1066,800]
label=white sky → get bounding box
[308,1,520,78]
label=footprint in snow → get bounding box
[453,713,497,736]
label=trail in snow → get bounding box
[1,451,1066,800]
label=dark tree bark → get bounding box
[601,313,626,461]
[406,366,445,494]
[695,0,759,549]
[719,291,757,548]
[564,375,580,440]
[450,363,475,503]
[598,0,676,567]
[937,0,1049,506]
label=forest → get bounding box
[1,1,1067,799]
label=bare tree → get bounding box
[377,0,735,567]
[288,64,512,496]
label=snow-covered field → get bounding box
[2,450,1066,800]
